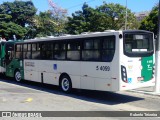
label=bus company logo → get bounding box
[25,62,35,67]
[128,65,133,70]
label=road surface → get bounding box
[0,77,160,120]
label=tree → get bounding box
[66,3,138,34]
[0,1,37,27]
[66,3,98,34]
[31,11,57,37]
[0,13,27,40]
[139,5,158,35]
[0,14,12,22]
[0,22,27,40]
[97,3,137,30]
[30,11,67,38]
[0,1,37,40]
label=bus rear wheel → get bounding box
[60,75,72,93]
[14,70,22,82]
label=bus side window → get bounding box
[32,43,40,59]
[102,36,115,62]
[41,43,53,60]
[53,43,66,60]
[67,41,80,60]
[23,44,28,59]
[15,44,23,59]
[26,44,31,59]
[82,39,100,61]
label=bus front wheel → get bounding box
[14,70,22,82]
[60,75,72,93]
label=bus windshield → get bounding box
[124,32,154,57]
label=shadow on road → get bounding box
[0,77,144,105]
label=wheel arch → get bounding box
[59,73,72,86]
[14,68,20,74]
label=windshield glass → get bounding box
[124,32,153,57]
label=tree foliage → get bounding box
[0,1,37,27]
[0,22,27,39]
[0,1,36,40]
[0,1,141,39]
[139,5,158,35]
[31,11,57,37]
[66,3,138,34]
[28,11,67,38]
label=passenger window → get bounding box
[28,44,31,51]
[23,44,27,51]
[53,43,66,60]
[32,43,40,59]
[102,36,115,62]
[16,45,22,52]
[41,43,53,60]
[84,40,93,50]
[82,39,100,61]
[32,44,36,51]
[15,44,23,59]
[67,41,80,60]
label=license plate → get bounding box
[137,77,144,81]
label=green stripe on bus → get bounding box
[141,56,153,82]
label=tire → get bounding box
[14,70,22,82]
[60,75,72,93]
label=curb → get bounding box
[128,90,160,96]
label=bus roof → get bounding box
[123,30,153,34]
[17,30,153,44]
[18,30,120,44]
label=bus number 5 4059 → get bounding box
[96,66,110,71]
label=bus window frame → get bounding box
[66,40,81,61]
[123,31,154,57]
[14,35,116,62]
[5,42,14,61]
[15,43,23,59]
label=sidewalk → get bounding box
[128,86,160,96]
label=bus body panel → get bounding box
[0,41,15,74]
[24,60,81,88]
[120,56,155,90]
[24,60,115,91]
[5,59,24,79]
[110,33,121,91]
[81,62,112,91]
[24,60,56,83]
[57,61,81,88]
[0,42,6,73]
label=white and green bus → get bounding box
[0,40,15,74]
[5,30,155,92]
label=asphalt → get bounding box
[128,86,160,96]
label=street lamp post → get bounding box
[125,0,128,30]
[154,0,160,93]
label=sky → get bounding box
[0,0,158,15]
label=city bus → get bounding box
[0,40,15,74]
[5,30,155,92]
